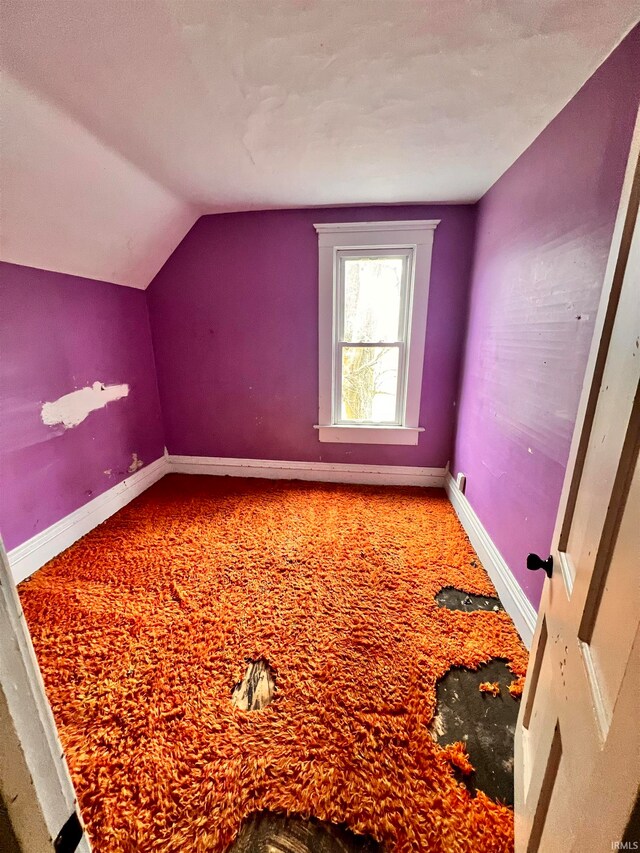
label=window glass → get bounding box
[340,345,399,423]
[342,257,404,343]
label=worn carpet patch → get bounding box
[19,475,528,852]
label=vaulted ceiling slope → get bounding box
[1,1,638,289]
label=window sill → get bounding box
[314,425,424,445]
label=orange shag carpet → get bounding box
[19,475,528,852]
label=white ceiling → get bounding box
[1,1,638,289]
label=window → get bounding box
[314,220,439,444]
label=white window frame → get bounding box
[314,220,439,445]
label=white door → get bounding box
[515,117,640,852]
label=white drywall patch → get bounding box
[41,381,129,429]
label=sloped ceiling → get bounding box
[1,1,638,289]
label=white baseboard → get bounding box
[16,453,532,677]
[7,456,169,584]
[7,455,444,583]
[168,455,446,488]
[444,472,537,648]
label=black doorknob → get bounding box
[527,553,553,578]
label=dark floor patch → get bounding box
[431,659,518,806]
[228,811,381,852]
[0,798,20,853]
[231,659,276,710]
[435,586,504,613]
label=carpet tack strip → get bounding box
[19,475,528,852]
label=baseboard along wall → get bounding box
[7,456,168,585]
[167,455,447,487]
[444,473,537,648]
[7,455,539,648]
[7,456,444,584]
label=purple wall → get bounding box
[452,28,639,608]
[3,32,636,600]
[0,262,165,551]
[147,205,476,467]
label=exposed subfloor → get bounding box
[435,586,504,614]
[19,476,528,852]
[430,658,518,807]
[229,812,381,853]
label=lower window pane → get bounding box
[341,346,399,423]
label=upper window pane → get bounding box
[342,256,404,343]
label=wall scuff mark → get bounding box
[128,453,143,473]
[41,381,129,429]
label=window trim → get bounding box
[314,220,440,445]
